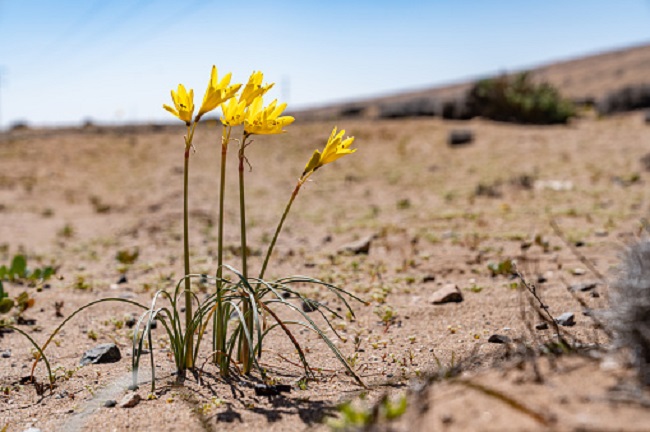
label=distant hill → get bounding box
[298,42,650,120]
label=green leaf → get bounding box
[42,267,54,280]
[383,395,408,420]
[0,265,6,280]
[0,298,14,314]
[10,255,27,278]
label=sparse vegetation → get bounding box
[466,72,576,124]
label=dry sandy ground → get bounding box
[0,112,649,431]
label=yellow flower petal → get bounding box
[302,127,357,176]
[244,97,293,135]
[163,84,194,124]
[197,66,241,119]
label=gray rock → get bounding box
[448,129,474,146]
[535,322,549,330]
[488,334,511,344]
[2,350,11,358]
[430,284,463,304]
[555,312,576,327]
[569,282,598,292]
[80,343,122,366]
[301,299,319,313]
[119,392,141,408]
[339,235,373,255]
[422,275,436,283]
[104,399,117,408]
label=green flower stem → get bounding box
[259,174,310,280]
[183,123,197,369]
[214,125,231,370]
[238,133,251,373]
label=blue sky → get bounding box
[1,0,649,127]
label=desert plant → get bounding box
[466,72,575,124]
[608,239,650,385]
[25,65,365,393]
[0,254,55,284]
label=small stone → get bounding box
[447,129,474,146]
[253,384,291,396]
[127,384,139,391]
[104,399,117,408]
[430,284,463,304]
[302,299,319,313]
[422,275,436,283]
[488,334,511,344]
[594,229,609,237]
[125,316,137,328]
[119,392,141,408]
[535,322,549,330]
[23,428,42,432]
[117,274,128,284]
[569,282,598,292]
[555,312,576,327]
[80,343,122,366]
[2,350,11,358]
[571,268,586,276]
[339,235,374,255]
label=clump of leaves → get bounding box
[374,305,397,332]
[0,255,55,283]
[467,72,575,124]
[0,282,14,314]
[488,259,515,277]
[116,248,139,265]
[328,394,408,430]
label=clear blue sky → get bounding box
[1,0,649,127]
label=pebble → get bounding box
[302,299,319,313]
[535,322,549,330]
[430,284,463,304]
[23,428,42,432]
[253,384,292,396]
[555,312,576,327]
[104,399,117,408]
[447,129,474,146]
[80,343,122,366]
[119,392,141,408]
[2,350,11,358]
[571,268,586,276]
[117,274,128,284]
[488,334,511,344]
[338,235,374,255]
[569,282,598,292]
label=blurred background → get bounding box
[1,0,650,128]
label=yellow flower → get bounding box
[239,71,274,107]
[221,98,247,126]
[163,84,195,124]
[302,127,356,176]
[244,98,294,135]
[197,66,242,119]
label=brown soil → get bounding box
[0,112,649,431]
